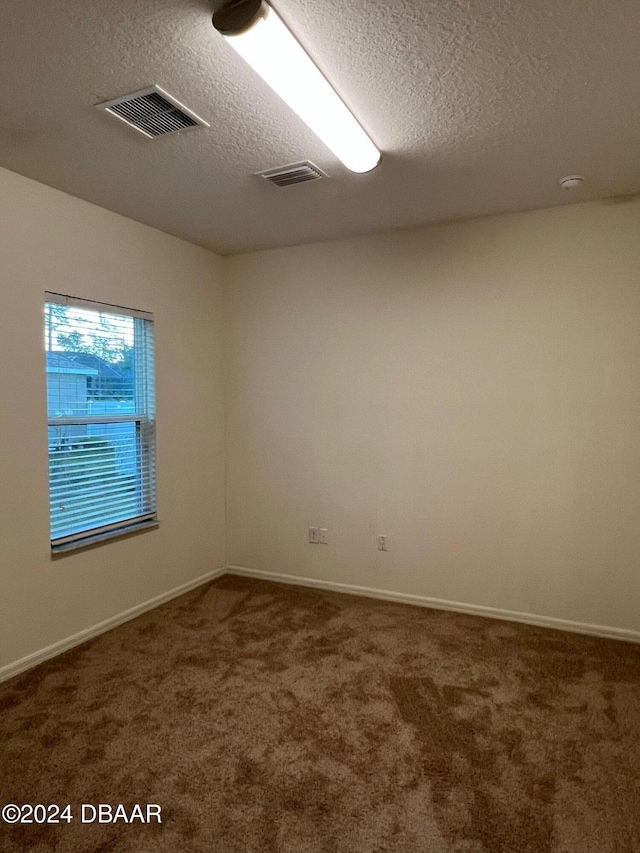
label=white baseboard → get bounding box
[4,564,637,686]
[225,565,640,645]
[0,567,226,685]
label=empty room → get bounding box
[1,0,639,851]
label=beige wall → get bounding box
[0,167,225,672]
[2,167,639,671]
[224,197,640,633]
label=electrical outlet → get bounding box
[309,526,319,544]
[319,528,328,544]
[377,534,387,551]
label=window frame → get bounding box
[45,292,157,553]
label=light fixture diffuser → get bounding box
[213,0,381,174]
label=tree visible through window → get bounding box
[45,294,156,550]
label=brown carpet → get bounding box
[1,575,640,853]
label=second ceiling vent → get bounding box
[96,86,209,138]
[257,162,327,187]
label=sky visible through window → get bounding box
[45,304,134,360]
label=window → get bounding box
[45,293,156,552]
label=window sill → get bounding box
[51,519,159,556]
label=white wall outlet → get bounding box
[319,528,328,544]
[377,534,387,551]
[309,526,319,544]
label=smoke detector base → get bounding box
[560,175,585,190]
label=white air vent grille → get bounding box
[258,162,327,187]
[97,86,209,138]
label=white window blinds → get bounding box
[45,293,156,550]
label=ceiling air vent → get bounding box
[96,86,209,138]
[257,162,327,187]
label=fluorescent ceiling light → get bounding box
[213,0,381,174]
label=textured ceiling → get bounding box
[1,0,639,254]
